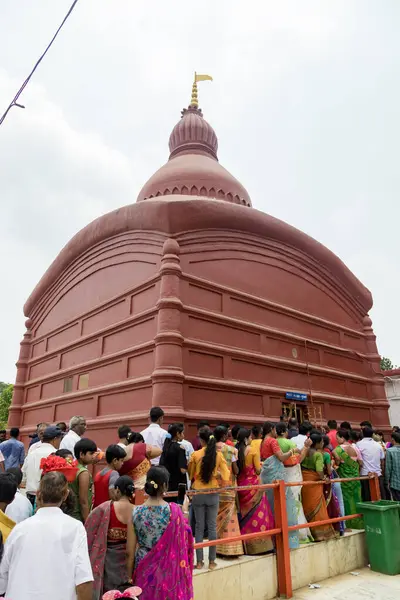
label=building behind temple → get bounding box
[9,81,390,445]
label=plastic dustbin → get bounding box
[357,500,400,575]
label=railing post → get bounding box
[274,480,293,599]
[134,489,145,505]
[369,474,381,501]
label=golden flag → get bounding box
[195,73,213,83]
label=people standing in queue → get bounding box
[141,407,167,466]
[60,416,87,454]
[119,432,161,489]
[0,428,25,470]
[5,468,33,524]
[128,466,194,600]
[0,471,94,600]
[333,429,363,529]
[22,425,63,506]
[70,438,97,522]
[117,425,132,449]
[250,425,263,456]
[237,428,275,554]
[300,433,337,541]
[159,423,187,502]
[86,476,135,599]
[214,425,244,558]
[28,422,50,454]
[0,473,17,543]
[93,445,127,509]
[326,420,339,449]
[385,431,400,500]
[188,427,230,570]
[191,421,210,451]
[275,422,312,543]
[287,418,299,440]
[356,426,385,501]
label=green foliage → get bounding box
[0,383,13,429]
[381,357,397,371]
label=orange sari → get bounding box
[216,443,244,557]
[301,467,337,541]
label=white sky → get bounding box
[1,0,399,383]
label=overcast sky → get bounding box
[1,0,399,383]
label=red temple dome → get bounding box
[137,104,252,207]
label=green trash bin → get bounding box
[357,500,400,575]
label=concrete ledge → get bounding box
[194,531,368,600]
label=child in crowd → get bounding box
[93,444,127,508]
[70,438,97,522]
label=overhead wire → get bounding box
[0,0,80,127]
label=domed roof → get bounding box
[137,103,252,207]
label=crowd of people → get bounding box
[0,408,399,600]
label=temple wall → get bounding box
[10,227,389,439]
[177,232,387,428]
[11,232,164,439]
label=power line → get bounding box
[0,0,80,127]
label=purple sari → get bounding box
[133,503,194,600]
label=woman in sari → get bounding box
[322,436,344,536]
[188,427,230,569]
[260,422,304,549]
[333,429,363,529]
[85,476,136,600]
[214,425,244,557]
[301,433,337,541]
[159,423,187,502]
[236,428,275,555]
[276,423,312,543]
[119,432,161,489]
[129,466,193,600]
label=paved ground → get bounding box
[291,568,400,599]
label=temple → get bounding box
[9,79,390,445]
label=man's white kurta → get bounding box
[0,507,93,599]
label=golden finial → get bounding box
[190,72,213,107]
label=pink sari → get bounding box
[133,503,194,600]
[237,466,275,555]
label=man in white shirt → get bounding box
[28,422,49,454]
[60,416,87,454]
[141,407,167,465]
[22,425,63,505]
[291,421,313,450]
[357,426,385,501]
[0,471,93,600]
[5,468,33,523]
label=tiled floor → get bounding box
[292,568,400,600]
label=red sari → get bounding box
[119,443,150,489]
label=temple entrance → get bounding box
[281,402,308,424]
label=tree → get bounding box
[0,383,13,429]
[381,357,397,371]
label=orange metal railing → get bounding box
[134,474,380,599]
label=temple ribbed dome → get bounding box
[169,106,218,159]
[137,104,252,207]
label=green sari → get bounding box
[335,446,363,529]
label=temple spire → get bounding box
[190,72,213,107]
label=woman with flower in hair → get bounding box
[129,466,193,600]
[37,453,78,517]
[85,475,136,600]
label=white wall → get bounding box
[384,376,400,427]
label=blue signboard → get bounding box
[285,392,308,402]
